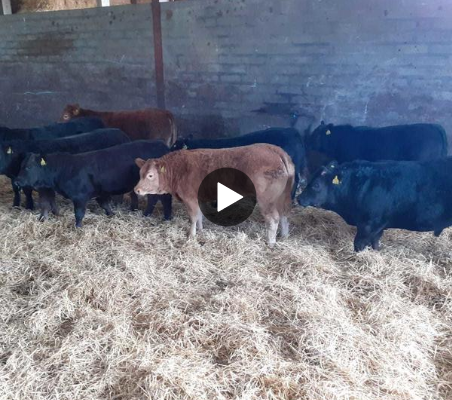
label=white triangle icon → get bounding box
[217,182,243,212]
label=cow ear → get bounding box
[135,158,146,169]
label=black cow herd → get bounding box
[0,117,449,251]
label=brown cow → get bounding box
[61,104,177,146]
[134,144,295,246]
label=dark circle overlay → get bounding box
[198,168,257,227]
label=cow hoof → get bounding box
[38,215,48,222]
[268,242,276,248]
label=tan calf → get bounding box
[134,143,294,246]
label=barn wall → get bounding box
[1,0,452,138]
[0,5,156,127]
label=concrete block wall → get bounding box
[0,5,155,127]
[1,0,452,138]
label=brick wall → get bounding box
[1,0,452,140]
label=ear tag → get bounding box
[160,166,166,173]
[326,130,332,135]
[332,176,340,185]
[40,158,47,166]
[7,147,12,154]
[182,144,188,150]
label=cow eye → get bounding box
[313,182,321,191]
[148,174,153,179]
[63,115,69,120]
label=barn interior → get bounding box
[0,1,451,399]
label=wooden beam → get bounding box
[152,0,166,109]
[96,0,110,7]
[1,0,12,15]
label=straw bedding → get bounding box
[0,175,451,400]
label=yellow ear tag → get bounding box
[6,147,12,154]
[182,144,188,150]
[326,129,332,135]
[40,158,47,166]
[332,176,340,185]
[160,166,165,173]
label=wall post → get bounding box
[152,0,166,109]
[1,0,12,15]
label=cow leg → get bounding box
[434,229,443,237]
[262,208,280,247]
[197,211,203,231]
[38,190,51,221]
[354,225,375,252]
[371,230,384,250]
[144,194,159,217]
[73,200,88,228]
[280,216,289,238]
[12,181,21,208]
[23,187,34,210]
[38,189,59,221]
[161,194,172,221]
[96,196,114,216]
[49,192,59,216]
[112,194,124,206]
[185,200,201,238]
[130,191,139,211]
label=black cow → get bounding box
[298,159,452,251]
[305,122,448,173]
[0,117,104,141]
[172,127,306,197]
[15,141,172,227]
[0,129,130,216]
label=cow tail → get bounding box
[280,150,296,206]
[169,114,178,147]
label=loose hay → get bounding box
[0,175,451,400]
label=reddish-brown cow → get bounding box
[61,104,177,146]
[134,144,295,246]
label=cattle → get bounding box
[0,129,130,218]
[61,104,177,146]
[171,127,306,197]
[134,144,294,246]
[0,117,104,142]
[15,141,172,227]
[298,158,452,252]
[305,122,448,174]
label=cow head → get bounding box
[61,104,81,121]
[171,134,193,151]
[134,158,168,195]
[0,144,14,174]
[15,153,49,189]
[297,160,340,208]
[305,121,334,153]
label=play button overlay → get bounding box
[198,168,257,227]
[217,183,243,212]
